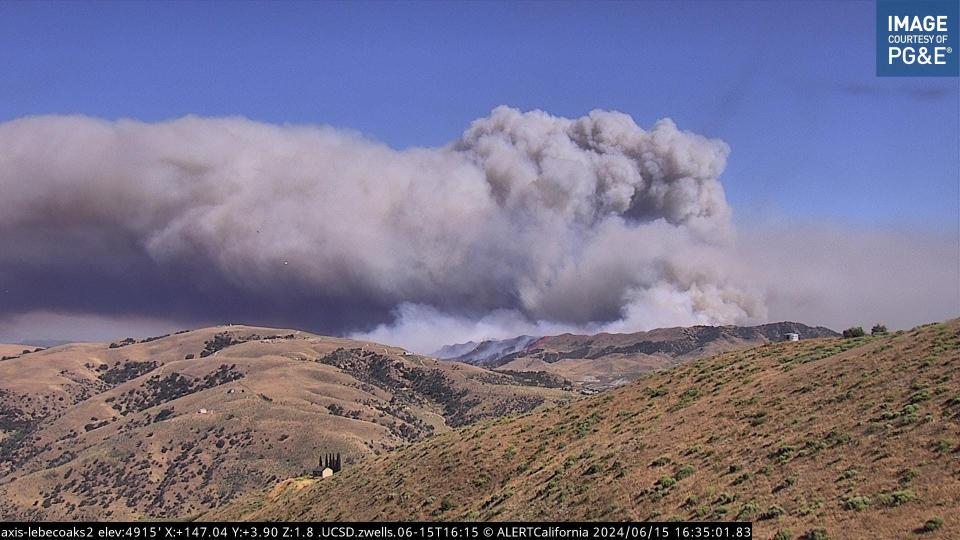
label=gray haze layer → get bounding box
[0,107,956,351]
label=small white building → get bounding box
[198,408,209,414]
[785,333,800,342]
[321,467,334,478]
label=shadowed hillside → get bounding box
[441,322,838,389]
[0,326,572,520]
[210,320,960,539]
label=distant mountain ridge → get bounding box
[433,335,539,365]
[435,322,839,388]
[503,321,839,367]
[16,339,75,349]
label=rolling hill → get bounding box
[0,326,572,520]
[439,322,838,389]
[209,320,960,539]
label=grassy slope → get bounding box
[209,320,960,539]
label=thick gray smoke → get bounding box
[1,107,954,352]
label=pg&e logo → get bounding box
[877,0,958,76]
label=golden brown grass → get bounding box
[207,321,960,539]
[0,326,570,520]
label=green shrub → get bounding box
[645,387,669,398]
[674,387,701,408]
[771,445,796,464]
[761,505,786,520]
[714,492,735,504]
[843,327,865,338]
[836,468,857,481]
[841,495,871,511]
[731,473,751,485]
[932,439,954,453]
[824,429,851,446]
[877,489,916,507]
[801,529,829,540]
[656,476,677,489]
[773,530,792,540]
[900,468,919,484]
[650,455,672,467]
[736,501,758,520]
[682,445,703,456]
[675,464,695,480]
[921,517,944,532]
[871,324,888,335]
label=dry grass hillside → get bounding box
[0,326,572,520]
[210,320,960,539]
[0,344,43,359]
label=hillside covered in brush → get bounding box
[0,326,572,520]
[211,320,960,539]
[440,322,838,389]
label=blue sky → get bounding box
[1,0,957,230]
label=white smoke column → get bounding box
[0,107,761,351]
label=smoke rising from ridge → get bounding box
[0,107,954,352]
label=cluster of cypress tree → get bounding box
[317,452,342,473]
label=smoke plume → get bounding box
[0,107,954,352]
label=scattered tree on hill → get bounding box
[843,327,865,338]
[328,452,341,472]
[871,324,888,335]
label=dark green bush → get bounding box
[841,495,871,511]
[921,517,944,533]
[801,529,829,540]
[675,464,695,480]
[843,327,865,338]
[761,505,786,520]
[656,475,677,489]
[650,455,671,467]
[736,501,758,520]
[877,489,915,507]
